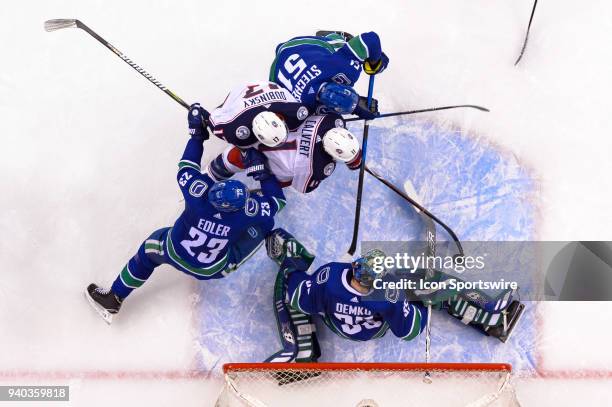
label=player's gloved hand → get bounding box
[242,148,270,181]
[363,52,389,75]
[353,96,379,120]
[188,103,210,141]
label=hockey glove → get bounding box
[188,103,210,141]
[353,96,379,120]
[363,52,389,75]
[243,148,270,181]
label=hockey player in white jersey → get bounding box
[207,113,362,193]
[206,81,309,148]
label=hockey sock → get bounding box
[111,237,164,299]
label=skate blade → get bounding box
[84,289,114,325]
[499,302,525,343]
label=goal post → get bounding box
[215,362,521,407]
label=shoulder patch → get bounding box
[316,267,330,284]
[189,180,208,197]
[245,197,259,217]
[334,118,346,128]
[297,106,309,120]
[323,162,336,177]
[385,286,400,303]
[236,126,250,140]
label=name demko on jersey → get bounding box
[287,262,428,341]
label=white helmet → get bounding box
[322,127,360,162]
[252,111,288,147]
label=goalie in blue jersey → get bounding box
[263,229,524,362]
[85,104,287,324]
[269,30,389,120]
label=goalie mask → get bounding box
[352,249,387,289]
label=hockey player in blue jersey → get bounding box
[85,103,287,324]
[269,31,389,119]
[263,229,524,361]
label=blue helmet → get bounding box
[207,180,249,212]
[317,82,359,114]
[352,249,387,289]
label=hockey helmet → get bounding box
[317,82,359,114]
[352,249,387,289]
[252,111,288,147]
[322,127,360,162]
[208,180,250,212]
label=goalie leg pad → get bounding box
[265,228,315,272]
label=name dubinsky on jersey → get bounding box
[260,114,353,193]
[208,81,309,148]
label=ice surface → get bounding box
[2,0,612,405]
[195,118,538,375]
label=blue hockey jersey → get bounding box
[166,138,286,279]
[287,262,427,341]
[269,32,383,110]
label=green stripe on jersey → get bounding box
[277,38,336,55]
[290,281,307,314]
[400,306,423,341]
[347,35,369,61]
[166,229,228,277]
[178,160,201,171]
[273,197,287,213]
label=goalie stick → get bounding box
[366,166,464,258]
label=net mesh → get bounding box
[215,363,521,407]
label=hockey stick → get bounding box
[365,166,464,257]
[44,19,190,109]
[514,0,538,66]
[45,19,459,258]
[347,75,376,256]
[344,104,489,122]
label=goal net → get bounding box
[215,363,521,407]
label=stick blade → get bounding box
[44,19,78,32]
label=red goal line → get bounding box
[223,362,513,373]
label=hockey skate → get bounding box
[85,283,123,325]
[483,300,525,343]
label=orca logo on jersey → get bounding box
[331,73,352,86]
[245,198,259,217]
[236,126,250,140]
[189,180,208,197]
[247,226,258,238]
[316,267,330,284]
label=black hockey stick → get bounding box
[345,104,489,122]
[365,165,464,257]
[44,19,190,109]
[514,0,538,66]
[347,75,376,256]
